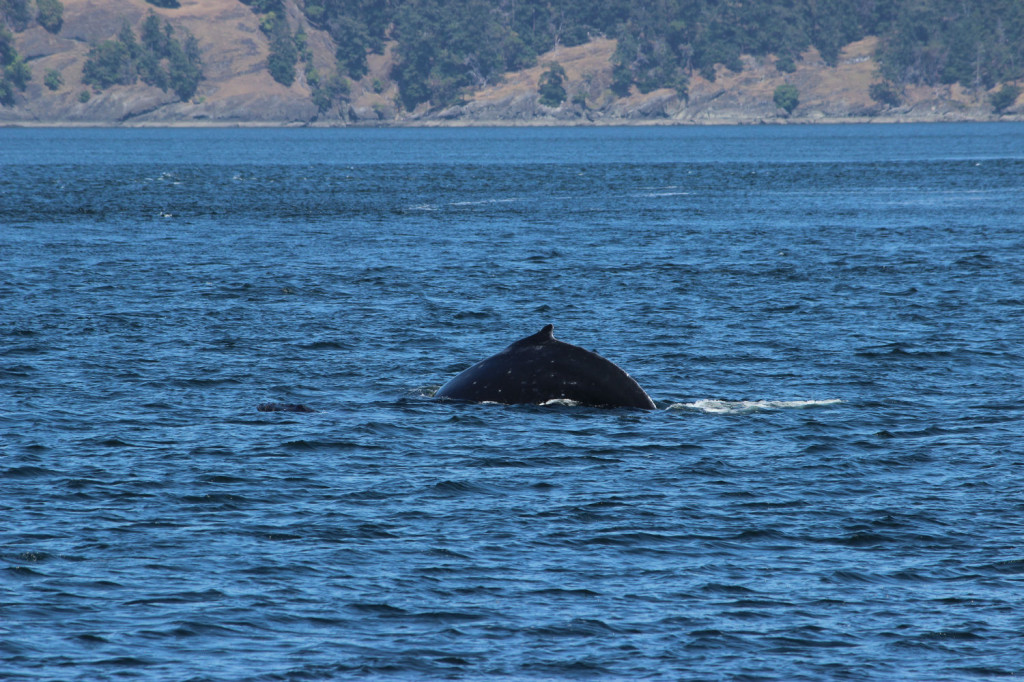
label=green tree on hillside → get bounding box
[305,0,393,49]
[0,58,29,105]
[267,21,298,86]
[538,62,566,107]
[991,84,1021,113]
[1,6,32,106]
[141,11,169,54]
[331,15,372,79]
[773,83,799,114]
[311,69,350,113]
[82,34,133,88]
[878,0,1024,90]
[82,12,202,101]
[36,0,63,33]
[168,32,202,99]
[239,0,306,87]
[44,67,62,90]
[1,26,28,105]
[239,0,282,15]
[398,0,538,110]
[0,0,31,30]
[869,80,901,107]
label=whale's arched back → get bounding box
[435,324,656,410]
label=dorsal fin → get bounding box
[518,324,555,345]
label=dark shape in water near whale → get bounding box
[435,324,656,410]
[257,402,316,413]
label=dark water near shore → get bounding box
[2,123,1023,680]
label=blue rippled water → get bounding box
[2,123,1023,680]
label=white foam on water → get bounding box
[633,190,692,198]
[450,198,518,207]
[669,399,843,415]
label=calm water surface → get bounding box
[2,123,1023,680]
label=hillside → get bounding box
[436,36,1010,125]
[1,0,1021,126]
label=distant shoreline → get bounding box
[3,115,1022,129]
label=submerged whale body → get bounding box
[257,402,316,413]
[435,324,656,410]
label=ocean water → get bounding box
[1,123,1023,680]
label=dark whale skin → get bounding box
[435,324,656,410]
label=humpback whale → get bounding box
[435,324,656,410]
